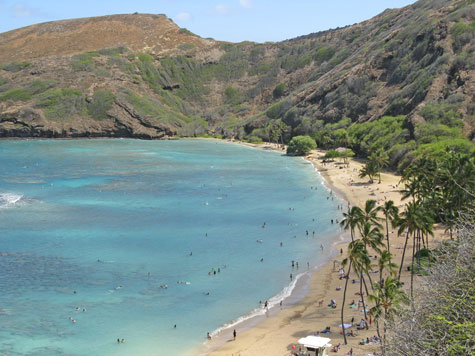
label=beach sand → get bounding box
[198,144,447,356]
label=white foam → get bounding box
[209,271,306,337]
[0,192,24,209]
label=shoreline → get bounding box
[192,139,447,356]
[183,140,363,356]
[186,140,350,356]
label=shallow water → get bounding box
[0,139,342,356]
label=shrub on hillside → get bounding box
[273,83,286,98]
[1,62,32,72]
[35,88,86,121]
[87,90,115,120]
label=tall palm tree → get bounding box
[377,250,397,286]
[340,206,363,242]
[369,277,409,355]
[376,200,399,253]
[369,150,389,184]
[358,221,384,293]
[396,201,430,300]
[359,160,378,184]
[397,201,422,281]
[361,199,383,229]
[341,240,370,341]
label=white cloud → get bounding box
[239,0,252,8]
[213,4,231,15]
[12,3,37,18]
[173,12,192,22]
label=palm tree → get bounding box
[359,160,378,183]
[358,221,384,292]
[359,221,385,252]
[377,250,397,286]
[376,200,399,253]
[341,240,368,342]
[369,150,389,184]
[396,201,430,300]
[369,277,409,355]
[397,201,421,281]
[361,199,383,229]
[340,206,363,242]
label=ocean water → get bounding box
[0,139,342,356]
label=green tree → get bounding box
[340,206,364,242]
[369,277,408,355]
[359,160,379,183]
[377,200,400,253]
[272,82,286,98]
[324,149,340,161]
[369,149,389,183]
[377,250,397,286]
[286,135,316,156]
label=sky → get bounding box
[0,0,417,43]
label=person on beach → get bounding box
[233,329,236,340]
[207,332,211,340]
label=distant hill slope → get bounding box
[0,14,218,63]
[0,0,473,170]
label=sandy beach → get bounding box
[197,143,447,356]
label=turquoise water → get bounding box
[0,139,341,356]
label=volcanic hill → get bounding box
[0,0,473,170]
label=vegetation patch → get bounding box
[71,52,100,71]
[35,88,86,121]
[87,90,115,120]
[1,62,32,72]
[0,80,55,102]
[287,135,316,155]
[138,53,154,63]
[177,43,196,51]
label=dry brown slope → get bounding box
[0,13,216,64]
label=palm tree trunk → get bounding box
[340,260,352,345]
[359,272,369,329]
[382,313,388,355]
[397,230,410,281]
[385,217,390,253]
[410,233,416,302]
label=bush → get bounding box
[224,86,241,105]
[138,53,154,63]
[35,88,86,121]
[97,46,129,56]
[1,62,32,72]
[178,28,198,37]
[287,135,317,156]
[273,83,286,98]
[177,43,196,51]
[0,80,55,102]
[313,46,336,64]
[71,52,100,71]
[0,88,31,102]
[87,90,115,120]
